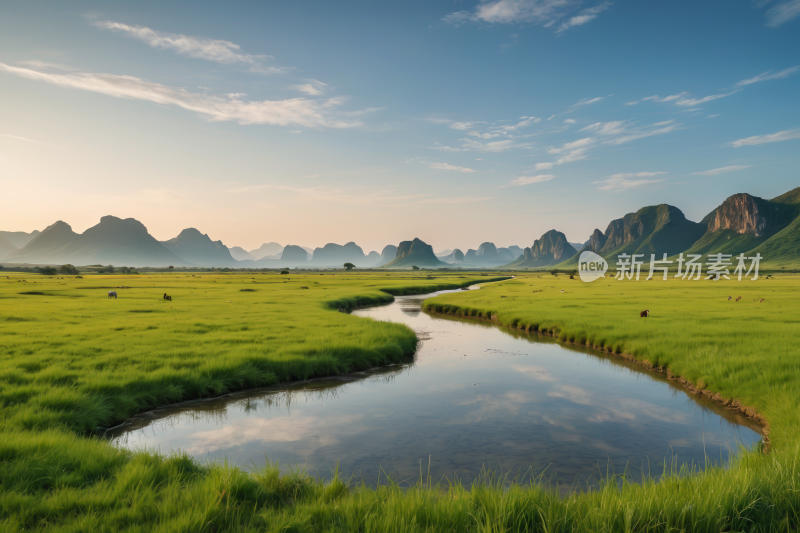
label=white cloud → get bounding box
[427,162,477,173]
[580,120,627,135]
[548,137,595,154]
[93,21,288,74]
[291,79,328,95]
[736,65,800,86]
[765,0,800,26]
[690,165,752,176]
[444,0,571,25]
[593,172,667,191]
[631,92,686,105]
[533,162,554,171]
[731,128,800,147]
[0,62,358,128]
[0,133,39,143]
[509,174,555,186]
[563,118,576,124]
[461,138,521,152]
[707,114,720,118]
[567,95,607,111]
[450,121,475,130]
[601,119,679,145]
[17,60,74,71]
[556,2,612,33]
[674,91,738,107]
[628,91,736,107]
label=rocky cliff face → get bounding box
[579,204,705,258]
[587,228,606,252]
[706,193,780,237]
[530,230,575,262]
[383,238,444,268]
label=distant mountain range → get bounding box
[3,187,799,269]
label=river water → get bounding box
[108,285,762,489]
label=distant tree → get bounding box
[281,270,289,275]
[343,262,355,271]
[99,265,115,274]
[118,266,131,274]
[411,265,420,270]
[168,265,174,270]
[37,266,57,276]
[58,264,79,275]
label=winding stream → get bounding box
[108,285,762,489]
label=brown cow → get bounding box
[736,296,741,302]
[640,310,650,318]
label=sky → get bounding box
[1,0,799,253]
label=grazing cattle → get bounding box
[728,296,732,301]
[640,310,650,318]
[108,291,117,299]
[736,296,742,302]
[760,298,765,303]
[163,293,168,300]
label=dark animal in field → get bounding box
[163,293,168,300]
[760,299,765,303]
[736,296,741,302]
[108,291,117,299]
[640,310,649,317]
[728,296,732,300]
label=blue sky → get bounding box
[1,0,798,253]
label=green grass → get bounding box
[2,271,800,531]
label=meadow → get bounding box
[1,270,799,532]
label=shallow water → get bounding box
[108,285,762,489]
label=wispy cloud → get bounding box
[736,65,800,86]
[593,172,667,191]
[601,120,679,145]
[765,0,800,26]
[673,91,739,107]
[426,162,477,172]
[460,138,523,152]
[548,137,595,154]
[93,20,288,74]
[731,128,800,147]
[508,174,555,186]
[444,0,571,25]
[443,0,611,33]
[567,95,608,111]
[291,79,328,95]
[690,165,752,176]
[0,133,39,143]
[0,62,358,128]
[563,118,576,124]
[627,91,737,107]
[556,2,612,33]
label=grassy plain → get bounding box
[1,271,799,531]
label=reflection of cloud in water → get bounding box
[547,384,593,405]
[184,413,365,455]
[512,364,557,382]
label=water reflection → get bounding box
[108,286,762,489]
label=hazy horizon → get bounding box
[1,0,798,253]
